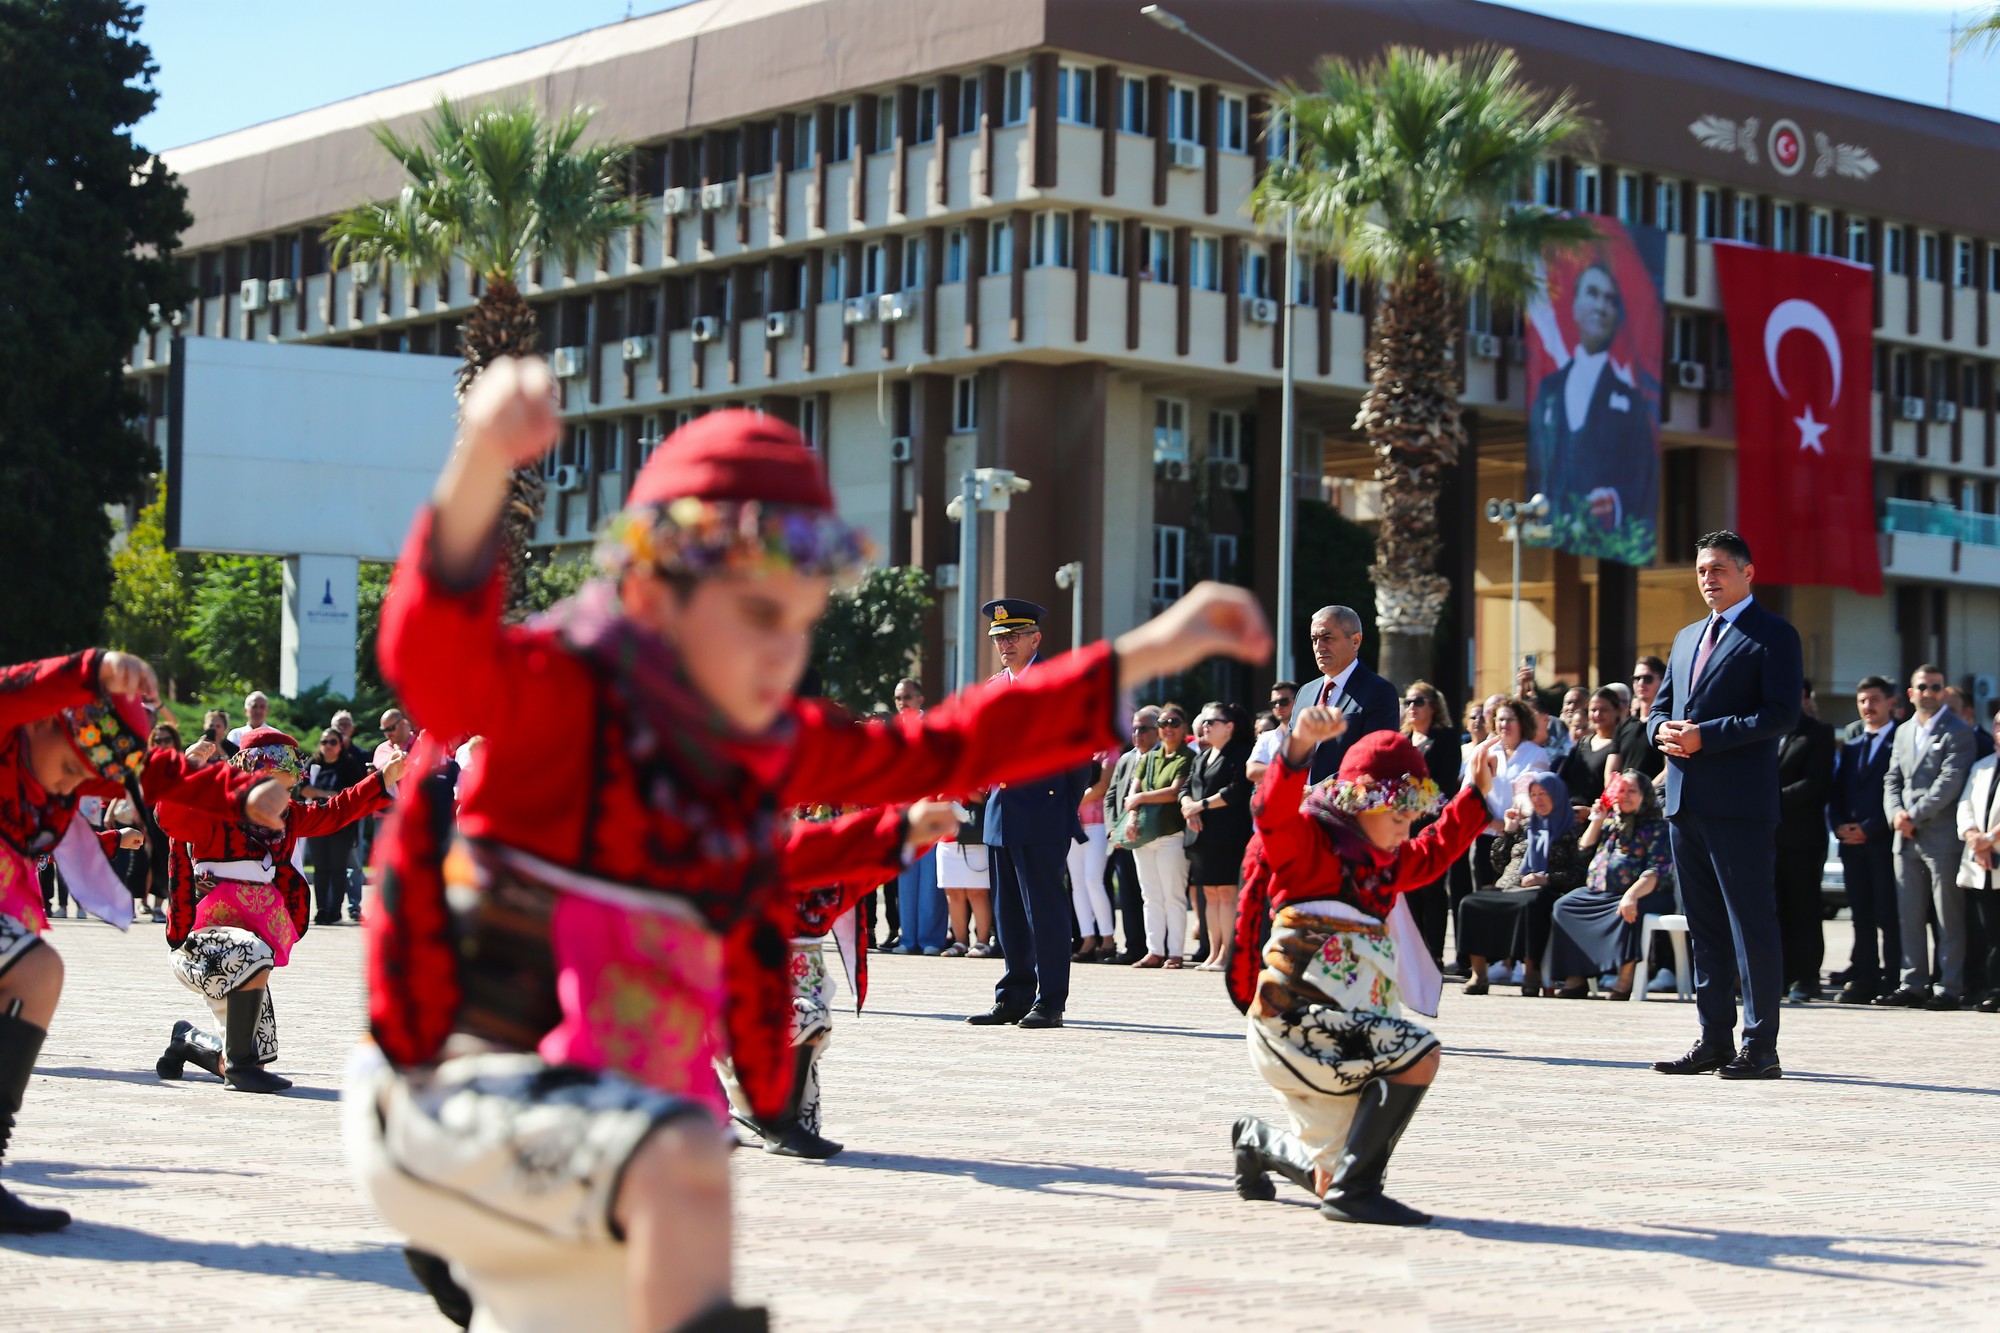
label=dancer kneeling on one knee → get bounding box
[1225,706,1502,1227]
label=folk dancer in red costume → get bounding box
[0,649,285,1232]
[153,726,402,1094]
[1226,707,1501,1227]
[345,357,1269,1333]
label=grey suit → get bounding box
[1883,709,1975,996]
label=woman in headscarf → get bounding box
[1550,771,1675,999]
[1460,771,1587,997]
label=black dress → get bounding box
[1459,826,1588,965]
[1557,735,1619,809]
[1183,746,1252,887]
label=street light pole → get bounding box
[1055,561,1085,650]
[1142,4,1297,681]
[1484,494,1550,695]
[955,470,981,691]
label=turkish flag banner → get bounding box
[1713,242,1881,594]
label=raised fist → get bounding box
[245,780,291,829]
[98,651,158,703]
[461,356,561,468]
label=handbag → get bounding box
[955,796,988,846]
[1110,752,1181,851]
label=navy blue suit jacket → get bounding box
[983,656,1090,848]
[1644,599,1804,822]
[1826,721,1897,841]
[1304,662,1403,784]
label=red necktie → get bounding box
[1688,616,1723,690]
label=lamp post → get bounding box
[946,467,1035,690]
[1142,5,1298,683]
[1483,493,1550,690]
[1055,561,1085,650]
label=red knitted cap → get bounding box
[235,726,300,752]
[1337,730,1431,787]
[627,409,833,511]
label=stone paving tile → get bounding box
[4,916,1998,1330]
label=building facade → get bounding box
[132,0,2000,720]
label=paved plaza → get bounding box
[3,914,1998,1330]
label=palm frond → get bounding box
[1957,4,2000,54]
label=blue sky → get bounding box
[131,0,2000,153]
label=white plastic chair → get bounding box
[1635,884,1692,1001]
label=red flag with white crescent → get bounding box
[1713,242,1881,594]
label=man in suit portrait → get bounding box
[965,598,1090,1030]
[1297,605,1400,784]
[1647,530,1803,1080]
[1876,663,1976,1010]
[1775,682,1836,1002]
[1826,676,1901,1004]
[1528,259,1659,543]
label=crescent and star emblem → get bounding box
[1762,297,1842,455]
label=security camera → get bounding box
[1499,500,1518,523]
[1523,492,1550,520]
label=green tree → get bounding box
[184,557,283,696]
[522,551,594,614]
[105,477,202,697]
[354,562,393,697]
[811,567,934,713]
[0,0,191,661]
[1255,45,1596,689]
[326,99,646,614]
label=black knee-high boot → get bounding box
[156,1019,223,1080]
[1229,1115,1318,1201]
[752,1043,841,1160]
[222,990,289,1094]
[669,1302,770,1333]
[0,1009,69,1233]
[1318,1078,1431,1227]
[403,1247,473,1328]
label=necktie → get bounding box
[1688,616,1723,690]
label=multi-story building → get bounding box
[135,0,2000,720]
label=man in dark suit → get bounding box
[965,599,1090,1031]
[1298,605,1400,784]
[1826,676,1900,1004]
[1775,683,1836,1002]
[1646,531,1803,1080]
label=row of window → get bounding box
[540,399,827,479]
[1152,528,1241,606]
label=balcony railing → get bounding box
[1882,496,2000,547]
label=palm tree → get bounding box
[326,98,646,612]
[1957,6,2000,54]
[1254,45,1598,691]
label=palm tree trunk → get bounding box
[456,278,547,617]
[1357,267,1465,690]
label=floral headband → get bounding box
[597,497,874,584]
[62,703,148,782]
[231,743,304,779]
[1321,771,1445,818]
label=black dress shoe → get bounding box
[1826,967,1852,986]
[1872,988,1931,1008]
[1784,982,1822,1003]
[1927,992,1964,1011]
[1978,992,2000,1014]
[1835,981,1879,1005]
[1716,1047,1783,1080]
[1651,1043,1732,1075]
[1017,1004,1064,1029]
[965,1004,1029,1026]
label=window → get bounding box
[1140,225,1173,283]
[1183,94,1233,161]
[1031,211,1073,268]
[915,86,938,143]
[1808,209,1834,256]
[1533,161,1559,207]
[1189,234,1221,291]
[1467,286,1492,335]
[1210,533,1240,583]
[1119,76,1150,135]
[640,415,662,464]
[1166,84,1199,145]
[1771,202,1795,252]
[873,94,897,153]
[1239,245,1269,299]
[902,235,928,288]
[797,397,822,449]
[1574,164,1601,214]
[601,420,625,473]
[952,374,978,432]
[792,112,818,165]
[1151,526,1187,607]
[1964,363,1985,408]
[1920,231,1940,282]
[1057,64,1096,126]
[1956,237,1975,288]
[943,226,967,282]
[1153,397,1188,460]
[1848,218,1871,264]
[1293,259,1315,306]
[860,242,884,297]
[1615,171,1641,225]
[1887,226,1906,275]
[757,123,779,176]
[1208,409,1243,464]
[1991,249,2000,293]
[987,218,1014,275]
[1696,186,1720,240]
[1266,109,1291,163]
[1003,64,1030,126]
[1088,218,1124,276]
[1890,349,1912,399]
[1734,195,1759,244]
[958,76,983,134]
[1670,313,1697,364]
[830,103,854,162]
[1654,178,1684,234]
[823,249,848,301]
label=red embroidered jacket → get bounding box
[374,509,1121,1119]
[0,651,256,861]
[156,772,393,949]
[1226,757,1489,1014]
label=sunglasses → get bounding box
[1632,673,1658,684]
[1914,683,1944,693]
[1402,697,1429,708]
[1271,695,1295,706]
[1159,717,1187,728]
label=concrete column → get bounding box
[281,553,358,697]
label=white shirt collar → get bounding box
[1325,660,1360,700]
[1708,595,1755,631]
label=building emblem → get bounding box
[1688,114,1880,181]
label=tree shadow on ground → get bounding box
[869,1008,1238,1041]
[826,1148,1220,1196]
[8,1158,259,1190]
[0,1218,422,1291]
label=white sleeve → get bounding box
[1250,729,1282,766]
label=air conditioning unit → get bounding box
[934,563,961,590]
[877,292,912,323]
[238,279,267,311]
[700,181,736,211]
[1469,331,1503,360]
[690,316,720,343]
[889,435,913,463]
[1215,460,1249,491]
[1934,400,1960,424]
[1243,297,1278,325]
[1168,141,1203,172]
[550,346,588,378]
[764,310,795,339]
[265,278,295,304]
[1898,396,1928,421]
[551,464,584,493]
[1157,458,1193,483]
[662,187,694,216]
[843,296,874,326]
[1674,360,1708,391]
[622,335,655,362]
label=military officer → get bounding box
[966,599,1090,1030]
